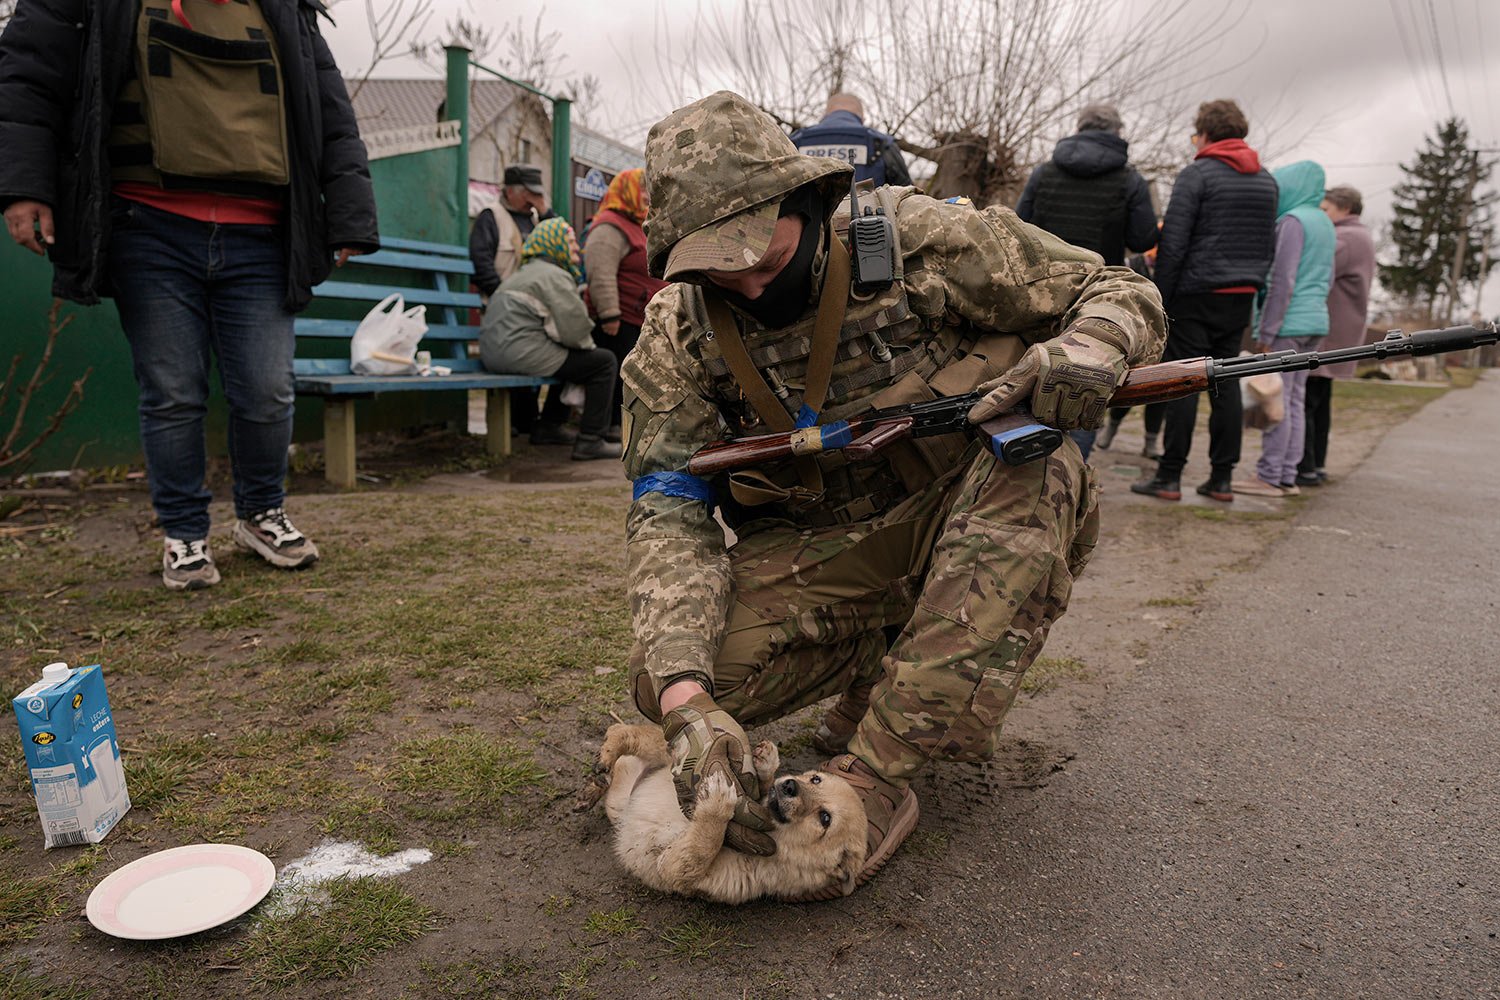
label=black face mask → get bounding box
[721,186,823,329]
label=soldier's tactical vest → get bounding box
[688,187,1027,530]
[1028,162,1130,265]
[109,0,290,193]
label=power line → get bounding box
[1388,0,1439,121]
[1477,0,1498,143]
[1423,0,1457,119]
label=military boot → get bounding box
[791,753,919,901]
[811,683,873,755]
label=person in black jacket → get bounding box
[1016,102,1159,460]
[1131,99,1277,503]
[1016,103,1158,267]
[0,0,379,590]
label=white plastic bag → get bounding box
[351,293,427,375]
[559,383,586,409]
[1241,371,1284,429]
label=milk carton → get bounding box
[12,662,130,848]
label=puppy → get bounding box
[596,724,866,903]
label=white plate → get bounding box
[86,843,277,940]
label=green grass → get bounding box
[319,792,403,855]
[658,918,735,964]
[123,734,215,811]
[389,732,550,822]
[1021,656,1091,696]
[582,907,644,938]
[1145,596,1198,608]
[234,877,436,987]
[1446,366,1480,388]
[0,848,107,949]
[0,961,100,1000]
[904,828,951,860]
[408,957,537,1000]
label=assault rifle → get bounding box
[686,323,1499,477]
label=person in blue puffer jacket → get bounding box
[1233,160,1335,498]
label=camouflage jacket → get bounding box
[621,191,1165,705]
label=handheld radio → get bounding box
[847,176,896,294]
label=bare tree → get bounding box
[1,301,91,476]
[341,0,434,100]
[652,0,1278,206]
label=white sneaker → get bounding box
[162,537,221,591]
[233,507,320,569]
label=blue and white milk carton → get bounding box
[12,662,130,848]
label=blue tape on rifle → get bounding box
[633,472,716,509]
[820,421,852,449]
[794,405,819,429]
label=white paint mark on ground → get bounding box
[266,840,432,915]
[1295,525,1354,536]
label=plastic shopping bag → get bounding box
[1241,370,1284,429]
[351,293,428,375]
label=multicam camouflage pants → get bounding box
[705,440,1100,785]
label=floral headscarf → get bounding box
[597,168,649,222]
[520,217,582,282]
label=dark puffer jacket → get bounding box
[1152,142,1279,307]
[1015,130,1158,266]
[0,0,378,311]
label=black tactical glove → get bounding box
[969,319,1131,431]
[661,693,777,856]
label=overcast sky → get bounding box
[323,0,1500,321]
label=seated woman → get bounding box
[479,218,621,461]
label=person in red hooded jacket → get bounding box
[1132,99,1279,504]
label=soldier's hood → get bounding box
[644,90,854,280]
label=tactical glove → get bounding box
[662,693,777,856]
[968,319,1131,431]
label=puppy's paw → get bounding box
[696,771,738,821]
[572,764,610,813]
[752,740,780,783]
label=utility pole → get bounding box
[1445,148,1498,326]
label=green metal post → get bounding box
[551,97,572,224]
[445,45,471,245]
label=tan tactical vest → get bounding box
[109,0,290,190]
[477,198,529,288]
[691,188,1027,529]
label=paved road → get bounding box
[849,377,1500,999]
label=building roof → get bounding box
[572,126,644,174]
[347,77,537,135]
[346,78,642,172]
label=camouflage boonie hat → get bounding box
[644,90,854,280]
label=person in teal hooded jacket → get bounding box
[1234,160,1335,497]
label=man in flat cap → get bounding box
[621,91,1165,897]
[470,163,568,443]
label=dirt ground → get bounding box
[0,379,1453,1000]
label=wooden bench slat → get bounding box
[295,372,556,395]
[378,236,471,256]
[294,357,494,375]
[311,280,481,309]
[357,249,476,275]
[293,318,478,341]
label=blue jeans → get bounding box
[109,198,296,540]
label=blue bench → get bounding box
[293,236,557,488]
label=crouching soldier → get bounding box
[622,91,1165,896]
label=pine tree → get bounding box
[1380,119,1495,321]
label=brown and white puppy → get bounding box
[596,724,866,903]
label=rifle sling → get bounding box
[703,235,853,507]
